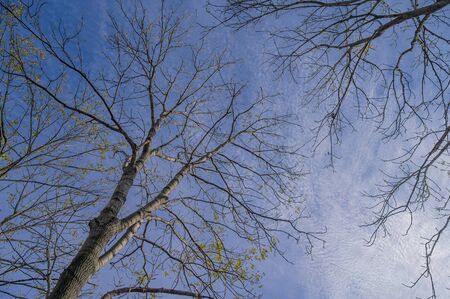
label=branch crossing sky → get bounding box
[12,1,450,298]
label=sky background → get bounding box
[36,1,449,298]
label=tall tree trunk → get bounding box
[48,167,137,299]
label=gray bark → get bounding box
[48,167,137,299]
[48,160,185,298]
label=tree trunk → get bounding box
[48,167,137,299]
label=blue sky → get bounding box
[10,0,449,298]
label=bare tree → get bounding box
[0,1,320,298]
[212,0,450,296]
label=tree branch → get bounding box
[101,287,213,299]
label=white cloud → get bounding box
[257,121,450,298]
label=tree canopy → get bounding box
[0,1,320,298]
[1,0,449,298]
